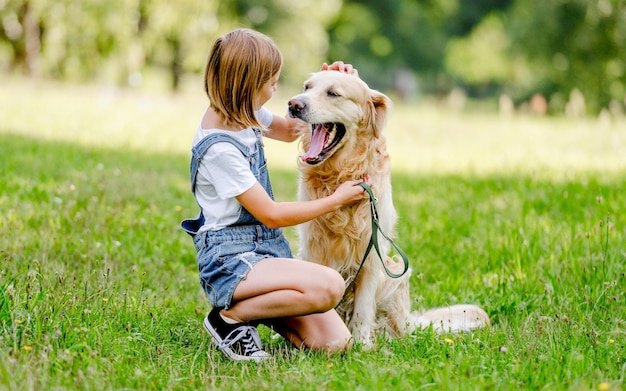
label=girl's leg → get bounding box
[268,311,353,353]
[222,258,346,322]
[210,258,351,356]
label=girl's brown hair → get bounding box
[204,29,282,129]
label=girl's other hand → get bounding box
[321,61,359,77]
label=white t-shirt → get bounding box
[192,107,273,232]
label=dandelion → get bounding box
[175,205,182,212]
[15,319,23,324]
[444,338,454,344]
[23,346,33,352]
[608,339,614,344]
[597,382,610,391]
[102,297,109,302]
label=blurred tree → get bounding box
[506,0,626,114]
[0,0,43,75]
[1,0,623,113]
[443,0,626,114]
[325,0,514,99]
[445,12,513,97]
[139,0,218,90]
[326,0,450,97]
[0,0,142,81]
[0,0,341,91]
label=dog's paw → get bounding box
[349,324,374,347]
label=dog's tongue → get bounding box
[301,124,326,162]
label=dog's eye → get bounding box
[327,90,340,97]
[303,83,311,91]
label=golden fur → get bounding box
[288,71,489,344]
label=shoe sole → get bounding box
[203,316,269,362]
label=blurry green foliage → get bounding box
[504,0,626,114]
[0,0,624,115]
[443,0,625,114]
[446,14,512,86]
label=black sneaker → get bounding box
[203,308,272,362]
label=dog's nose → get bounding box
[288,98,306,117]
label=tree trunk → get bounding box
[21,0,41,76]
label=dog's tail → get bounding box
[409,304,490,333]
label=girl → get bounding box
[181,28,368,362]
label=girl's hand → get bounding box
[321,61,359,77]
[332,176,371,205]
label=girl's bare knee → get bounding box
[323,335,353,354]
[298,326,351,353]
[328,269,347,303]
[313,268,345,310]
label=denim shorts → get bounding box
[194,224,293,309]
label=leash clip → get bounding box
[369,199,378,220]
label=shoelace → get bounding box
[219,325,263,356]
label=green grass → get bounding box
[0,77,624,390]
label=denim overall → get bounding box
[181,128,293,309]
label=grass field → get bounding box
[1,76,625,390]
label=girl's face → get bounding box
[254,71,280,109]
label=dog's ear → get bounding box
[364,90,392,138]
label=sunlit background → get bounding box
[1,0,625,174]
[2,0,625,112]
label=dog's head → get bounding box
[288,71,391,165]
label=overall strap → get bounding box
[189,133,251,193]
[181,133,251,237]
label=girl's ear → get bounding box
[363,90,392,138]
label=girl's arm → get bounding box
[264,115,306,143]
[236,179,369,229]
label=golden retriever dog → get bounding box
[288,71,490,345]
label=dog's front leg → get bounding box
[347,260,380,346]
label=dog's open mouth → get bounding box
[300,123,346,165]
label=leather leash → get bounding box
[336,182,410,308]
